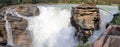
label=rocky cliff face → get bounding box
[71,3,100,43]
[16,6,39,17]
[93,25,120,47]
[0,5,39,47]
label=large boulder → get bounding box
[104,36,120,47]
[72,3,100,30]
[0,8,7,46]
[16,5,40,17]
[71,3,100,43]
[93,35,108,47]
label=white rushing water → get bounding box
[4,9,14,46]
[4,4,119,47]
[89,5,119,43]
[15,6,78,47]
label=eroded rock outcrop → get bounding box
[71,3,100,43]
[93,25,120,47]
[16,5,40,17]
[0,8,7,46]
[0,5,39,47]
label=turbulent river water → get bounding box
[27,6,78,47]
[4,4,119,47]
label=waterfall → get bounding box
[3,4,119,47]
[28,6,78,47]
[15,6,78,47]
[4,9,14,46]
[89,5,119,43]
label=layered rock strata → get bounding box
[0,5,39,47]
[71,3,100,43]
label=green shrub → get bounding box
[113,14,120,25]
[119,5,120,10]
[77,42,91,47]
[112,5,120,25]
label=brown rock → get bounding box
[0,40,7,46]
[0,45,4,47]
[18,24,27,31]
[0,19,5,22]
[93,25,120,47]
[0,37,4,42]
[7,16,22,22]
[11,21,27,30]
[0,25,5,31]
[72,5,100,30]
[0,5,35,47]
[71,3,100,42]
[14,30,32,47]
[16,5,40,17]
[1,31,7,40]
[105,25,120,35]
[75,6,97,9]
[88,9,99,12]
[0,22,5,25]
[93,35,108,47]
[103,36,120,47]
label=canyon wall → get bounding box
[0,5,39,47]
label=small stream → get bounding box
[4,9,15,46]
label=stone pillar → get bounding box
[71,3,100,43]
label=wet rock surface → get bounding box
[104,36,120,47]
[93,25,120,47]
[0,9,7,46]
[0,5,39,47]
[71,3,100,43]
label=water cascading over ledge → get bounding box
[0,5,78,47]
[26,6,78,47]
[0,5,39,47]
[0,4,119,47]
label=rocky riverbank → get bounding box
[0,5,39,47]
[0,4,120,47]
[93,25,120,47]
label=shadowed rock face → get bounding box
[71,3,100,43]
[0,7,7,46]
[93,25,120,47]
[104,36,120,47]
[0,5,39,47]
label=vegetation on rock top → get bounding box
[0,0,120,8]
